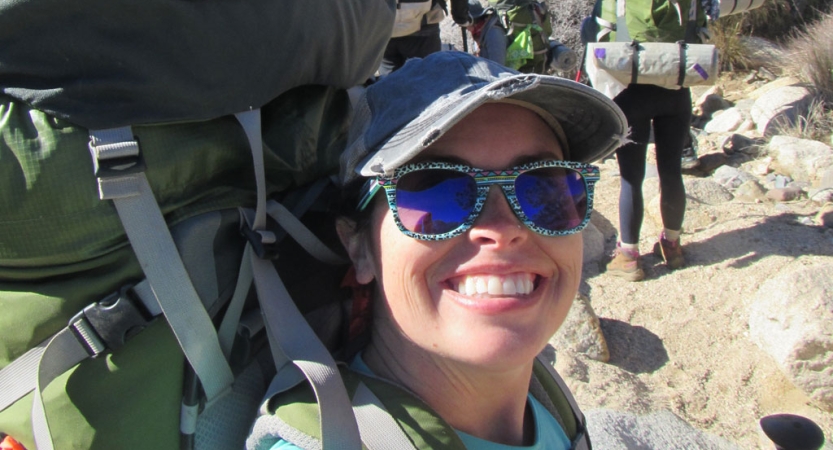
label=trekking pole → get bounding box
[759,414,825,450]
[462,27,468,53]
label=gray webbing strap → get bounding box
[594,16,614,41]
[265,200,346,266]
[89,127,234,403]
[2,279,161,450]
[0,277,162,414]
[235,110,362,450]
[217,244,254,358]
[615,0,630,42]
[352,382,416,450]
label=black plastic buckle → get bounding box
[72,285,154,356]
[241,224,280,260]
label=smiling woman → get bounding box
[247,51,628,450]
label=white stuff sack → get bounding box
[392,0,433,37]
[586,42,719,92]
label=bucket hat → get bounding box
[340,51,628,184]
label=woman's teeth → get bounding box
[455,274,534,296]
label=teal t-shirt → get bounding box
[268,355,570,450]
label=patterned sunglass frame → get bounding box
[358,160,600,241]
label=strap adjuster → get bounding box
[241,224,279,260]
[69,285,154,357]
[89,138,146,179]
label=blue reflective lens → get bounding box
[515,167,587,232]
[395,170,476,234]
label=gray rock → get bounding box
[585,409,742,449]
[684,178,735,204]
[705,108,745,134]
[751,85,814,136]
[582,221,605,265]
[549,293,610,362]
[768,136,833,184]
[749,263,833,411]
[734,179,768,202]
[712,165,756,189]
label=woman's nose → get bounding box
[467,186,528,247]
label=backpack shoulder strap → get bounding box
[531,353,591,449]
[250,367,462,450]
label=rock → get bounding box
[749,263,833,411]
[685,178,734,204]
[751,85,814,136]
[768,136,833,184]
[815,203,833,228]
[549,293,610,362]
[694,92,731,118]
[722,133,765,155]
[697,152,730,174]
[705,108,745,134]
[712,165,756,189]
[734,179,768,202]
[747,77,803,100]
[582,221,605,265]
[740,156,773,176]
[585,409,742,450]
[766,186,803,202]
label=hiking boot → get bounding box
[653,233,685,269]
[681,130,700,169]
[606,244,645,281]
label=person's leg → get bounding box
[607,85,654,280]
[378,38,406,77]
[652,87,692,268]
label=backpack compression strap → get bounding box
[235,110,363,450]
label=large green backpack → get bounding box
[583,0,709,44]
[0,1,397,449]
[489,0,554,73]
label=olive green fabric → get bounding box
[0,84,351,449]
[263,364,580,449]
[489,0,553,74]
[269,369,466,449]
[0,0,395,129]
[594,0,707,43]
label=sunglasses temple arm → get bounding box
[357,179,382,212]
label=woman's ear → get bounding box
[336,218,376,285]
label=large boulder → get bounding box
[767,136,833,184]
[585,409,741,449]
[749,263,833,411]
[750,85,814,136]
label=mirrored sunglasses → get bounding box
[357,160,600,241]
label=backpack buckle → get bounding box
[88,137,146,179]
[69,285,154,357]
[241,223,280,260]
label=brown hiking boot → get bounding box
[653,233,685,269]
[606,244,645,281]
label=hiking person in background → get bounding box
[580,0,721,281]
[378,0,448,76]
[248,50,628,449]
[466,0,577,74]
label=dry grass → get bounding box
[771,97,833,142]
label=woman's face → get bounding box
[346,102,583,371]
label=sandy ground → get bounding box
[564,148,833,449]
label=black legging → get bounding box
[613,84,691,244]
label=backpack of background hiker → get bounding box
[580,0,719,97]
[392,0,448,38]
[489,0,553,73]
[0,0,396,449]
